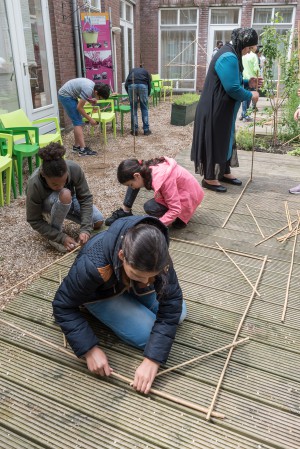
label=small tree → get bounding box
[260,14,299,146]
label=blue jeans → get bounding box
[128,84,149,132]
[241,97,251,119]
[42,191,103,231]
[58,94,83,126]
[86,291,187,349]
[123,187,168,217]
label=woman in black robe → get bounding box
[191,28,260,193]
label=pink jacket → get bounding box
[151,157,204,226]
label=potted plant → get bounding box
[171,93,200,126]
[82,25,99,45]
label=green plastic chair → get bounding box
[83,99,116,144]
[0,109,62,148]
[161,79,173,102]
[110,94,131,135]
[151,74,162,107]
[0,132,13,206]
[1,126,40,195]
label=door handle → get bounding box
[23,62,28,75]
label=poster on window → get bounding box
[80,12,114,90]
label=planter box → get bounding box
[82,32,98,44]
[170,101,198,126]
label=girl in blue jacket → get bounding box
[53,216,187,394]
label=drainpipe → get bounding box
[72,0,83,77]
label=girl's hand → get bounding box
[63,235,78,251]
[133,358,160,394]
[251,91,259,104]
[89,118,98,126]
[85,346,113,376]
[78,232,90,245]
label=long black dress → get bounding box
[191,44,252,180]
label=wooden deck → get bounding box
[1,148,300,449]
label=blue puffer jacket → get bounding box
[52,216,183,364]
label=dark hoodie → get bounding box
[52,215,183,364]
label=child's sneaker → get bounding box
[72,145,80,153]
[78,147,97,156]
[289,184,300,194]
[105,208,133,226]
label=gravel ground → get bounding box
[0,101,194,308]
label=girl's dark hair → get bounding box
[38,142,67,177]
[117,157,166,190]
[121,223,169,272]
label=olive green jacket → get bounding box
[26,161,93,243]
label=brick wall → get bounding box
[49,0,78,128]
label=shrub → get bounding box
[173,93,199,106]
[288,147,300,156]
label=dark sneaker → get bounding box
[130,130,138,136]
[105,208,133,226]
[72,145,80,153]
[78,147,97,156]
[172,218,187,229]
[243,117,253,122]
[144,130,152,136]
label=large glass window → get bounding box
[120,1,134,83]
[159,8,198,91]
[210,8,239,25]
[253,6,295,40]
[0,0,19,113]
[21,0,52,109]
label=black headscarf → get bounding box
[230,28,258,72]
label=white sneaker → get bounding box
[48,240,67,253]
[289,184,300,194]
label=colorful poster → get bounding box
[80,12,114,91]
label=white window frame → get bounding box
[120,1,134,85]
[207,7,241,68]
[5,0,58,127]
[85,0,101,11]
[158,8,198,92]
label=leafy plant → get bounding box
[288,147,300,156]
[173,93,199,106]
[236,128,267,151]
[260,13,299,146]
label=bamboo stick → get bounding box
[246,204,264,237]
[282,133,300,147]
[156,337,250,378]
[0,246,80,297]
[280,220,299,244]
[221,178,252,228]
[250,71,259,181]
[284,201,292,231]
[58,269,68,349]
[0,317,225,419]
[170,237,265,261]
[255,220,297,247]
[215,242,260,296]
[277,229,300,242]
[206,255,268,421]
[281,219,300,322]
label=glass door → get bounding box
[0,0,20,113]
[207,8,241,68]
[4,0,58,127]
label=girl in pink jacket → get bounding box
[105,157,204,229]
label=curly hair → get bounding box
[38,142,67,177]
[117,157,166,190]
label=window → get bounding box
[210,8,239,25]
[208,8,240,66]
[159,8,198,91]
[120,1,134,83]
[253,6,295,80]
[253,6,295,40]
[86,0,101,11]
